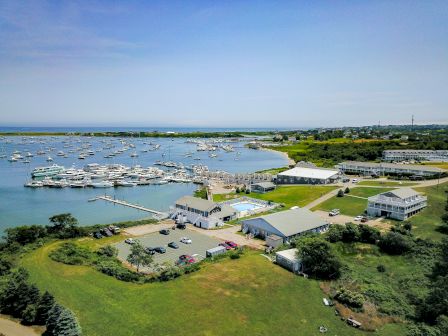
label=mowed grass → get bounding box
[215,186,337,209]
[313,187,395,216]
[419,162,448,170]
[21,241,403,336]
[358,181,418,187]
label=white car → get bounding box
[180,237,192,244]
[354,215,363,221]
[125,238,135,244]
[352,179,359,183]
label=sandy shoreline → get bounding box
[260,147,295,166]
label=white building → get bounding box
[172,196,236,229]
[383,150,448,162]
[337,161,446,178]
[367,188,427,221]
[275,248,301,273]
[276,166,339,185]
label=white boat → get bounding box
[91,181,114,188]
[115,180,137,187]
[46,156,53,162]
[31,164,65,177]
[24,180,43,188]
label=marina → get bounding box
[0,135,287,231]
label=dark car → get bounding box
[144,247,156,255]
[361,217,369,223]
[176,223,186,230]
[154,247,166,254]
[225,241,238,249]
[168,242,179,249]
[159,229,170,235]
[101,228,113,237]
[219,242,232,250]
[93,232,103,239]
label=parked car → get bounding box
[180,237,192,244]
[219,242,232,250]
[225,241,238,249]
[108,225,121,234]
[329,209,340,216]
[154,246,166,254]
[168,242,179,249]
[93,232,103,239]
[361,216,369,223]
[159,229,170,235]
[354,215,363,221]
[352,179,359,183]
[177,254,195,265]
[342,178,350,183]
[144,247,156,255]
[101,228,113,237]
[176,223,186,230]
[125,238,135,244]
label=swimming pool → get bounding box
[231,201,262,212]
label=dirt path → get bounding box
[0,316,40,336]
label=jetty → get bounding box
[93,195,168,219]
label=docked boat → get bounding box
[91,181,114,188]
[31,164,65,177]
[115,180,137,187]
[24,180,44,188]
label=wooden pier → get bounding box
[93,195,168,218]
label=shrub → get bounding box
[326,224,345,243]
[344,187,350,194]
[342,223,360,243]
[297,237,341,279]
[49,242,94,265]
[97,245,118,258]
[334,288,364,309]
[337,189,344,197]
[377,264,386,272]
[359,224,380,244]
[95,260,142,282]
[378,232,414,255]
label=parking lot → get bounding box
[114,228,222,271]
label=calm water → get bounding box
[0,136,287,231]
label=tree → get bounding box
[48,213,80,238]
[378,232,413,255]
[45,303,64,335]
[359,224,380,244]
[337,189,344,197]
[296,237,341,279]
[51,307,82,336]
[326,224,345,242]
[341,223,360,243]
[4,225,47,245]
[21,304,37,325]
[34,291,55,325]
[126,242,153,272]
[417,276,448,324]
[0,268,40,318]
[344,187,350,194]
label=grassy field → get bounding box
[313,187,395,216]
[419,162,448,170]
[20,239,405,336]
[407,182,448,240]
[358,181,418,187]
[214,185,337,209]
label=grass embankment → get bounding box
[214,185,337,209]
[21,239,403,336]
[409,182,448,240]
[420,162,448,170]
[329,242,430,333]
[313,187,396,217]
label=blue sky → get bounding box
[0,0,447,127]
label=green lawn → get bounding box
[358,181,418,187]
[407,182,448,240]
[314,187,395,217]
[215,185,337,209]
[21,240,404,336]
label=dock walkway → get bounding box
[94,195,168,218]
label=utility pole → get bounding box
[411,115,414,130]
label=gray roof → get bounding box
[382,188,420,199]
[176,196,217,212]
[176,196,236,218]
[244,208,327,237]
[252,182,276,188]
